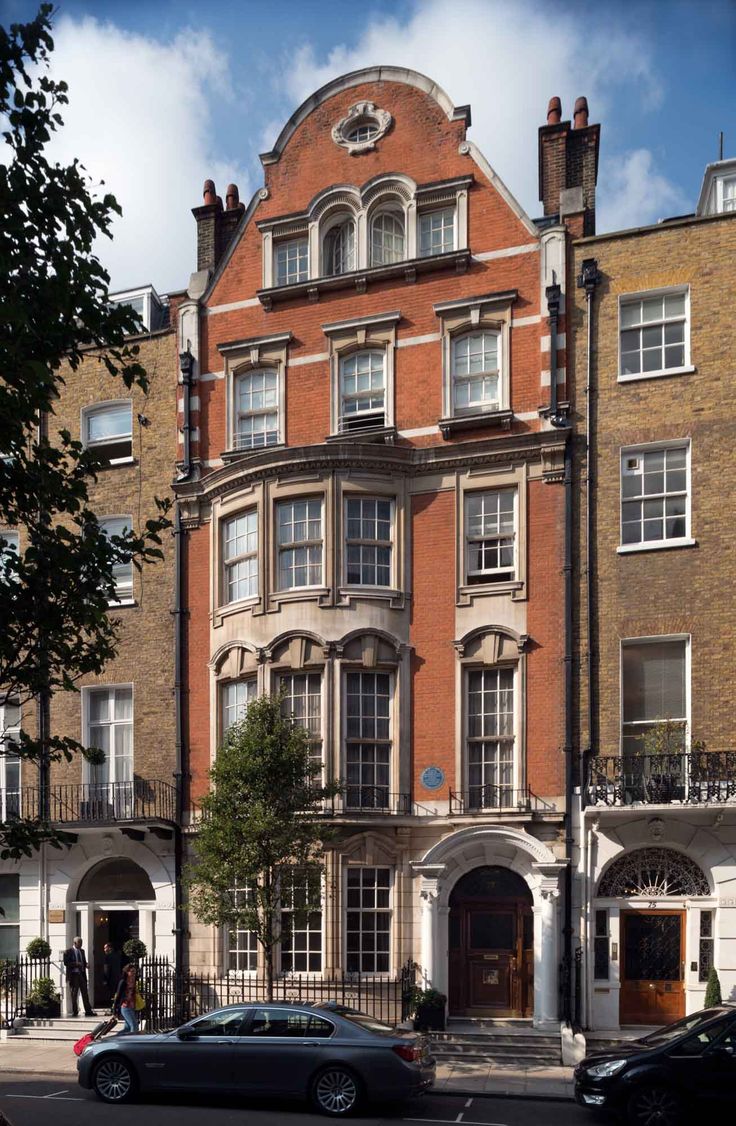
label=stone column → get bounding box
[536,883,560,1028]
[419,877,440,987]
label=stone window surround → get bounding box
[211,471,409,624]
[323,311,400,440]
[258,174,471,290]
[455,464,528,604]
[453,627,528,806]
[435,290,517,435]
[617,284,693,384]
[219,332,291,456]
[617,437,696,555]
[343,863,393,976]
[619,633,691,757]
[220,872,326,978]
[208,632,410,804]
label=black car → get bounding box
[575,1005,736,1125]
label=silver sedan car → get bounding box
[77,1002,435,1117]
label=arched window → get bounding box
[598,848,710,898]
[234,369,279,450]
[347,123,378,144]
[339,350,386,432]
[370,211,405,266]
[452,331,501,414]
[323,218,355,276]
[77,857,155,902]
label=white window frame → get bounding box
[0,699,21,821]
[418,206,456,257]
[278,671,323,784]
[464,665,518,809]
[99,516,134,604]
[82,401,133,465]
[618,440,694,554]
[82,685,134,813]
[279,867,324,975]
[227,883,258,974]
[322,215,356,276]
[343,669,393,812]
[464,488,517,585]
[716,174,736,213]
[276,497,324,591]
[618,287,692,383]
[222,510,259,605]
[233,369,281,451]
[620,635,690,759]
[338,349,387,434]
[369,209,405,267]
[344,866,393,976]
[273,236,308,286]
[221,678,257,736]
[344,496,394,588]
[451,330,502,416]
[0,873,20,960]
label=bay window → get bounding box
[223,510,258,603]
[276,498,323,590]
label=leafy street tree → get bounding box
[187,695,342,1001]
[0,5,170,859]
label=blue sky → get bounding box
[2,0,734,292]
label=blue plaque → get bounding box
[421,766,445,790]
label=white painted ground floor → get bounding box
[185,819,569,1029]
[0,830,176,1013]
[577,804,736,1030]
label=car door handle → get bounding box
[301,1041,322,1047]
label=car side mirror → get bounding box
[177,1029,195,1041]
[707,1046,733,1060]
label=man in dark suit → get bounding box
[63,936,96,1017]
[102,942,123,1002]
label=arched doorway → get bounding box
[75,857,155,1007]
[448,865,533,1017]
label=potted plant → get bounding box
[122,938,147,962]
[25,975,61,1018]
[704,965,722,1008]
[411,986,447,1032]
[25,937,51,961]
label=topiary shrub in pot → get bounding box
[704,965,722,1008]
[122,938,147,963]
[25,975,61,1018]
[25,937,51,960]
[411,987,447,1032]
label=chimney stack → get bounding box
[192,178,245,273]
[538,96,600,236]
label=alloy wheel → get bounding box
[628,1085,681,1126]
[314,1067,359,1116]
[94,1058,133,1103]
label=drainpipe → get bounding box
[561,439,574,1024]
[577,256,600,1028]
[544,282,567,427]
[179,350,194,479]
[172,504,186,969]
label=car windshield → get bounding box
[329,1010,397,1036]
[639,1008,730,1046]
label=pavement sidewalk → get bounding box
[0,1036,575,1100]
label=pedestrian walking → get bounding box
[113,963,140,1034]
[63,936,96,1017]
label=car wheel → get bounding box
[310,1065,363,1117]
[93,1056,138,1104]
[627,1084,682,1126]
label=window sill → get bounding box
[326,426,397,446]
[107,597,136,609]
[215,596,260,624]
[257,249,471,309]
[617,365,696,383]
[439,410,513,438]
[459,579,524,600]
[338,585,405,609]
[617,538,697,554]
[221,443,285,463]
[269,586,330,608]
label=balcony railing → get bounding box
[9,780,178,825]
[588,752,736,806]
[335,787,412,815]
[449,786,556,815]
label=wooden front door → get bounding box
[620,910,685,1025]
[449,899,533,1016]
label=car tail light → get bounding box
[393,1042,421,1063]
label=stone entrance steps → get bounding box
[10,1015,108,1042]
[583,1027,658,1055]
[429,1019,561,1066]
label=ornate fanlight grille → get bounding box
[598,847,709,898]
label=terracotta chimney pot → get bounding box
[203,179,216,205]
[573,97,589,129]
[225,183,240,210]
[547,96,562,125]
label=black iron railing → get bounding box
[0,956,55,1028]
[335,787,412,815]
[138,956,418,1032]
[587,752,736,806]
[449,786,556,814]
[13,779,178,825]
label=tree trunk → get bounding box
[265,944,274,1002]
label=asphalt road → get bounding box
[0,1077,594,1126]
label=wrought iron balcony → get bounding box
[449,786,556,815]
[10,780,179,826]
[330,787,412,816]
[588,752,736,806]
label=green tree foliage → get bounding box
[187,695,341,1000]
[0,5,170,859]
[704,964,722,1008]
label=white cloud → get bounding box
[271,0,678,232]
[45,16,251,293]
[597,150,690,232]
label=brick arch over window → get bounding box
[597,847,710,898]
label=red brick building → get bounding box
[175,69,598,1024]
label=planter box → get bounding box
[25,1000,61,1019]
[413,1004,446,1032]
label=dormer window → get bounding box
[722,176,736,212]
[109,285,163,332]
[323,218,355,276]
[370,212,405,266]
[339,350,385,433]
[274,237,308,286]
